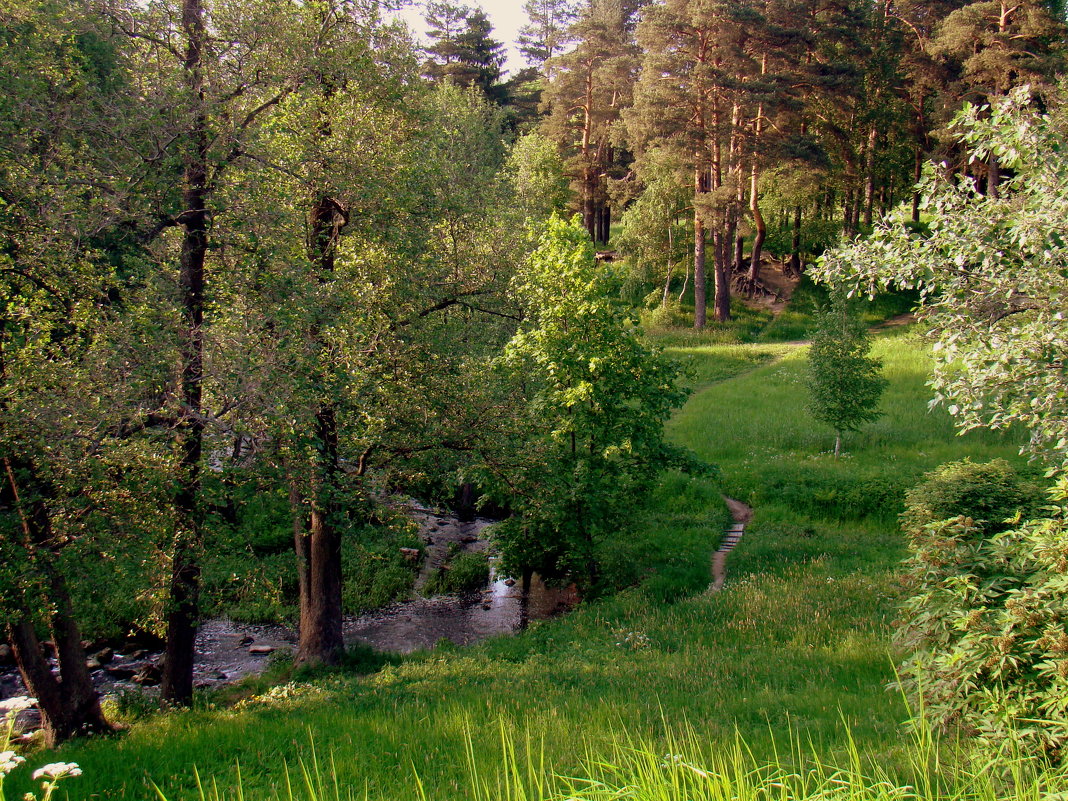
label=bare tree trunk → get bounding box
[161,0,208,707]
[677,255,690,304]
[295,407,345,666]
[747,81,766,283]
[986,156,1000,198]
[583,171,596,240]
[294,71,350,663]
[747,172,766,283]
[693,214,707,329]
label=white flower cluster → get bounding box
[613,629,651,650]
[32,762,82,781]
[0,751,26,775]
[2,698,37,715]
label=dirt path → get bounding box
[710,496,753,592]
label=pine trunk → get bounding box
[693,164,707,329]
[693,212,707,330]
[863,123,877,228]
[712,230,731,322]
[788,205,803,275]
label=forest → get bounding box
[1,0,1067,799]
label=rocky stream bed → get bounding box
[0,506,576,734]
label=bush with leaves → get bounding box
[902,459,1044,535]
[896,477,1068,761]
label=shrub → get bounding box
[896,477,1068,761]
[901,458,1043,535]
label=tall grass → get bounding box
[145,720,1068,801]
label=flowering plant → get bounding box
[0,698,82,801]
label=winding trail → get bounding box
[710,497,753,592]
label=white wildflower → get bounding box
[2,697,37,714]
[1,751,26,775]
[32,762,82,781]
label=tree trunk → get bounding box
[788,205,803,275]
[863,123,877,228]
[596,203,610,244]
[2,459,110,746]
[693,215,707,330]
[162,0,209,707]
[677,255,690,304]
[295,407,345,666]
[748,171,766,283]
[583,175,596,241]
[747,88,766,283]
[693,165,707,329]
[986,156,1000,198]
[712,229,731,322]
[834,432,841,458]
[294,91,350,663]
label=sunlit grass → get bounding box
[8,322,1040,801]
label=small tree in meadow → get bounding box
[806,295,887,457]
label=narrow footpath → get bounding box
[711,497,753,591]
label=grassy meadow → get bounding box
[7,322,1046,801]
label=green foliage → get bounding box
[506,132,570,220]
[814,87,1068,467]
[806,295,888,453]
[615,147,690,304]
[423,551,491,595]
[488,215,700,586]
[902,459,1044,535]
[897,478,1068,761]
[340,528,423,616]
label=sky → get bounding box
[391,1,530,76]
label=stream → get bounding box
[0,507,576,727]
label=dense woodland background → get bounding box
[2,0,1067,766]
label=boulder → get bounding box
[105,664,138,681]
[132,662,162,686]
